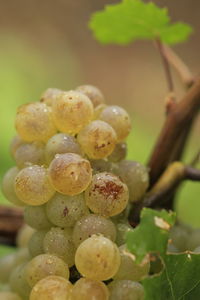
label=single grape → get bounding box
[169,225,189,252]
[48,153,92,196]
[0,291,22,300]
[43,227,75,267]
[93,103,107,120]
[72,214,116,247]
[187,228,200,251]
[45,133,82,164]
[25,254,69,287]
[2,167,24,206]
[15,165,55,206]
[9,263,31,300]
[71,278,109,300]
[13,142,45,169]
[28,230,47,257]
[15,102,57,142]
[77,120,117,159]
[10,135,24,158]
[85,172,129,217]
[75,235,121,281]
[24,204,52,230]
[113,245,150,281]
[30,275,73,300]
[116,160,149,203]
[52,90,93,134]
[90,159,114,175]
[108,142,127,163]
[40,88,62,106]
[76,84,105,108]
[108,280,144,300]
[100,105,131,142]
[46,193,89,228]
[13,248,30,265]
[16,225,35,248]
[115,222,133,246]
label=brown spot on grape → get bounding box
[63,207,69,217]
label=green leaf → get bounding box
[126,208,176,262]
[143,253,200,300]
[89,0,193,45]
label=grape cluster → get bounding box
[1,85,150,300]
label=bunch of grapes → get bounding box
[1,85,150,300]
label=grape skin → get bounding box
[30,275,73,300]
[28,230,47,257]
[9,263,31,300]
[108,142,127,163]
[85,172,129,217]
[108,280,144,300]
[115,222,133,246]
[46,193,89,228]
[16,225,35,248]
[75,235,121,281]
[0,291,22,300]
[15,165,55,206]
[25,254,69,288]
[77,120,117,159]
[71,278,109,300]
[15,102,57,143]
[48,153,92,196]
[76,84,105,108]
[52,90,93,134]
[10,135,24,158]
[40,88,62,106]
[24,204,52,230]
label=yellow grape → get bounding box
[40,88,62,106]
[76,84,105,108]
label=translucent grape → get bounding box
[9,263,31,300]
[71,278,109,300]
[25,254,69,287]
[108,142,127,163]
[93,103,107,120]
[28,230,47,257]
[75,235,121,281]
[16,225,35,248]
[24,204,52,230]
[0,292,22,300]
[100,105,131,142]
[40,88,62,106]
[85,172,129,217]
[45,133,82,164]
[187,228,200,251]
[30,275,73,300]
[48,153,92,196]
[43,227,75,267]
[15,102,57,143]
[13,142,45,169]
[116,160,149,202]
[46,193,89,228]
[108,280,144,300]
[114,245,150,281]
[77,120,117,159]
[169,225,189,251]
[2,167,24,206]
[52,90,93,134]
[72,214,116,247]
[76,85,105,108]
[90,159,114,175]
[15,165,55,205]
[10,136,24,158]
[115,222,133,246]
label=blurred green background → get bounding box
[0,0,199,238]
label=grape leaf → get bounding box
[89,0,193,45]
[126,208,176,262]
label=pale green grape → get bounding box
[93,104,107,120]
[45,133,82,164]
[28,230,47,257]
[75,235,121,281]
[76,85,105,108]
[2,167,24,206]
[0,292,22,300]
[14,142,45,169]
[77,120,117,159]
[13,248,30,265]
[24,205,52,230]
[72,214,116,247]
[114,245,150,281]
[15,102,57,143]
[115,222,133,246]
[9,263,31,300]
[116,160,149,203]
[25,254,69,287]
[100,106,131,142]
[108,280,144,300]
[40,88,62,106]
[10,136,24,158]
[85,172,129,217]
[71,278,109,300]
[43,227,75,267]
[108,142,127,163]
[48,153,92,196]
[46,193,89,228]
[16,225,35,248]
[52,90,93,134]
[15,165,55,205]
[187,228,200,251]
[90,159,114,175]
[30,275,72,300]
[169,225,189,252]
